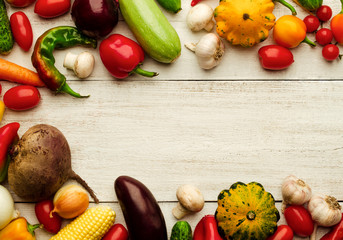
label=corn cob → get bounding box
[50,205,116,240]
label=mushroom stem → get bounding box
[172,202,191,219]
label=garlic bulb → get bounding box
[51,184,89,219]
[187,3,215,32]
[308,194,342,240]
[281,175,312,211]
[185,33,225,70]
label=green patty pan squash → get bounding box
[215,182,280,240]
[214,0,296,47]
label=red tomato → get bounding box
[102,224,129,240]
[266,225,294,240]
[3,85,40,111]
[10,12,33,52]
[315,28,333,46]
[35,200,62,234]
[322,44,340,61]
[284,205,314,237]
[34,0,71,18]
[258,45,294,70]
[303,15,320,33]
[316,5,333,22]
[5,0,35,7]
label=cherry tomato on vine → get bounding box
[266,225,294,240]
[315,28,333,46]
[303,15,320,33]
[102,224,129,240]
[10,11,33,52]
[284,205,314,237]
[35,200,62,234]
[322,44,340,61]
[34,0,71,18]
[316,5,332,22]
[258,45,294,70]
[3,85,41,111]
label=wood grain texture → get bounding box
[1,0,343,239]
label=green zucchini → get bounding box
[0,0,14,55]
[292,0,322,12]
[170,221,192,240]
[119,0,181,63]
[156,0,181,13]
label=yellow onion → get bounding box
[51,184,89,219]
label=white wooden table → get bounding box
[1,0,343,239]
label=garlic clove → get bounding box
[51,184,89,219]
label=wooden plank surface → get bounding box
[1,0,343,239]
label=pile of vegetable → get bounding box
[0,0,343,239]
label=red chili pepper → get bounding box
[102,223,129,240]
[0,122,20,182]
[99,34,158,79]
[320,213,343,240]
[193,215,223,240]
[191,0,202,6]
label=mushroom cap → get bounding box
[176,184,204,212]
[74,51,95,79]
[187,3,214,31]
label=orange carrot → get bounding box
[0,58,45,87]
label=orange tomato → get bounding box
[273,15,316,48]
[331,12,343,44]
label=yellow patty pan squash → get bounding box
[214,0,297,47]
[215,182,280,240]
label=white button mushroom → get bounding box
[172,184,205,219]
[63,51,95,79]
[186,3,215,32]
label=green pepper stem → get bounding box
[133,67,159,78]
[27,223,42,236]
[340,0,343,14]
[275,0,297,15]
[302,36,316,47]
[60,83,90,98]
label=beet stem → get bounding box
[70,170,100,203]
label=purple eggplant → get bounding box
[114,176,168,240]
[71,0,119,38]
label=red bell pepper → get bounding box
[102,223,129,240]
[0,122,20,183]
[321,213,343,240]
[193,215,223,240]
[99,34,158,79]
